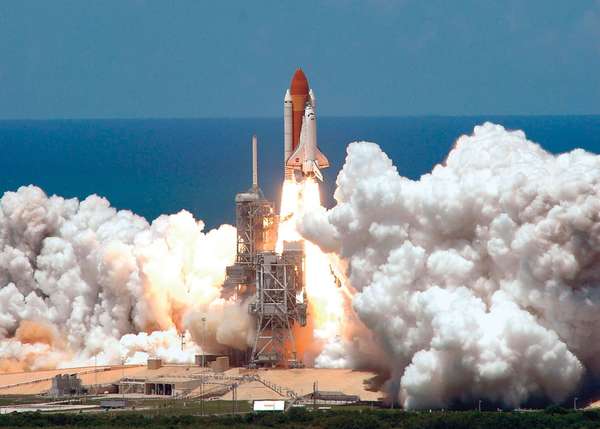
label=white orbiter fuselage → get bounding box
[284,69,329,181]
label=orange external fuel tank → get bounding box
[290,69,309,151]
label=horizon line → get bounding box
[1,113,599,122]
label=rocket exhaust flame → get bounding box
[276,177,346,365]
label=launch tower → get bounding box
[224,135,277,299]
[223,135,307,368]
[248,246,307,367]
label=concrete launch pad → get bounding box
[0,365,381,403]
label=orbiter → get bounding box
[283,69,329,181]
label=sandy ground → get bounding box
[0,365,145,395]
[255,368,381,401]
[0,365,381,401]
[221,380,286,401]
[0,366,109,387]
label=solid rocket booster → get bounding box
[283,68,329,181]
[284,90,293,178]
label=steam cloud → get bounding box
[2,122,599,410]
[0,186,251,371]
[300,123,600,409]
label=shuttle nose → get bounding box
[290,69,309,95]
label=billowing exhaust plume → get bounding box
[3,121,599,411]
[0,186,250,371]
[299,122,600,409]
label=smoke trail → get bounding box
[0,185,248,371]
[299,122,600,409]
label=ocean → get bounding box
[1,116,599,228]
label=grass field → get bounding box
[0,395,253,415]
[109,398,253,415]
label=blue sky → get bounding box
[1,0,599,118]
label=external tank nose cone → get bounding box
[290,68,309,95]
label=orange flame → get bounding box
[277,177,345,364]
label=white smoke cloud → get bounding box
[4,121,599,409]
[0,186,242,371]
[300,122,600,409]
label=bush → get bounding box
[583,409,600,421]
[248,411,288,427]
[544,405,569,414]
[287,407,313,422]
[323,413,383,429]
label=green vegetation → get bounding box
[0,396,252,415]
[2,407,600,428]
[117,398,253,416]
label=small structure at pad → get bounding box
[254,400,285,412]
[144,380,174,396]
[119,376,200,397]
[211,356,230,372]
[195,353,218,367]
[303,390,361,405]
[147,358,162,370]
[100,400,127,410]
[49,374,84,397]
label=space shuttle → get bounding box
[283,69,329,181]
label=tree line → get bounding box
[2,406,600,428]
